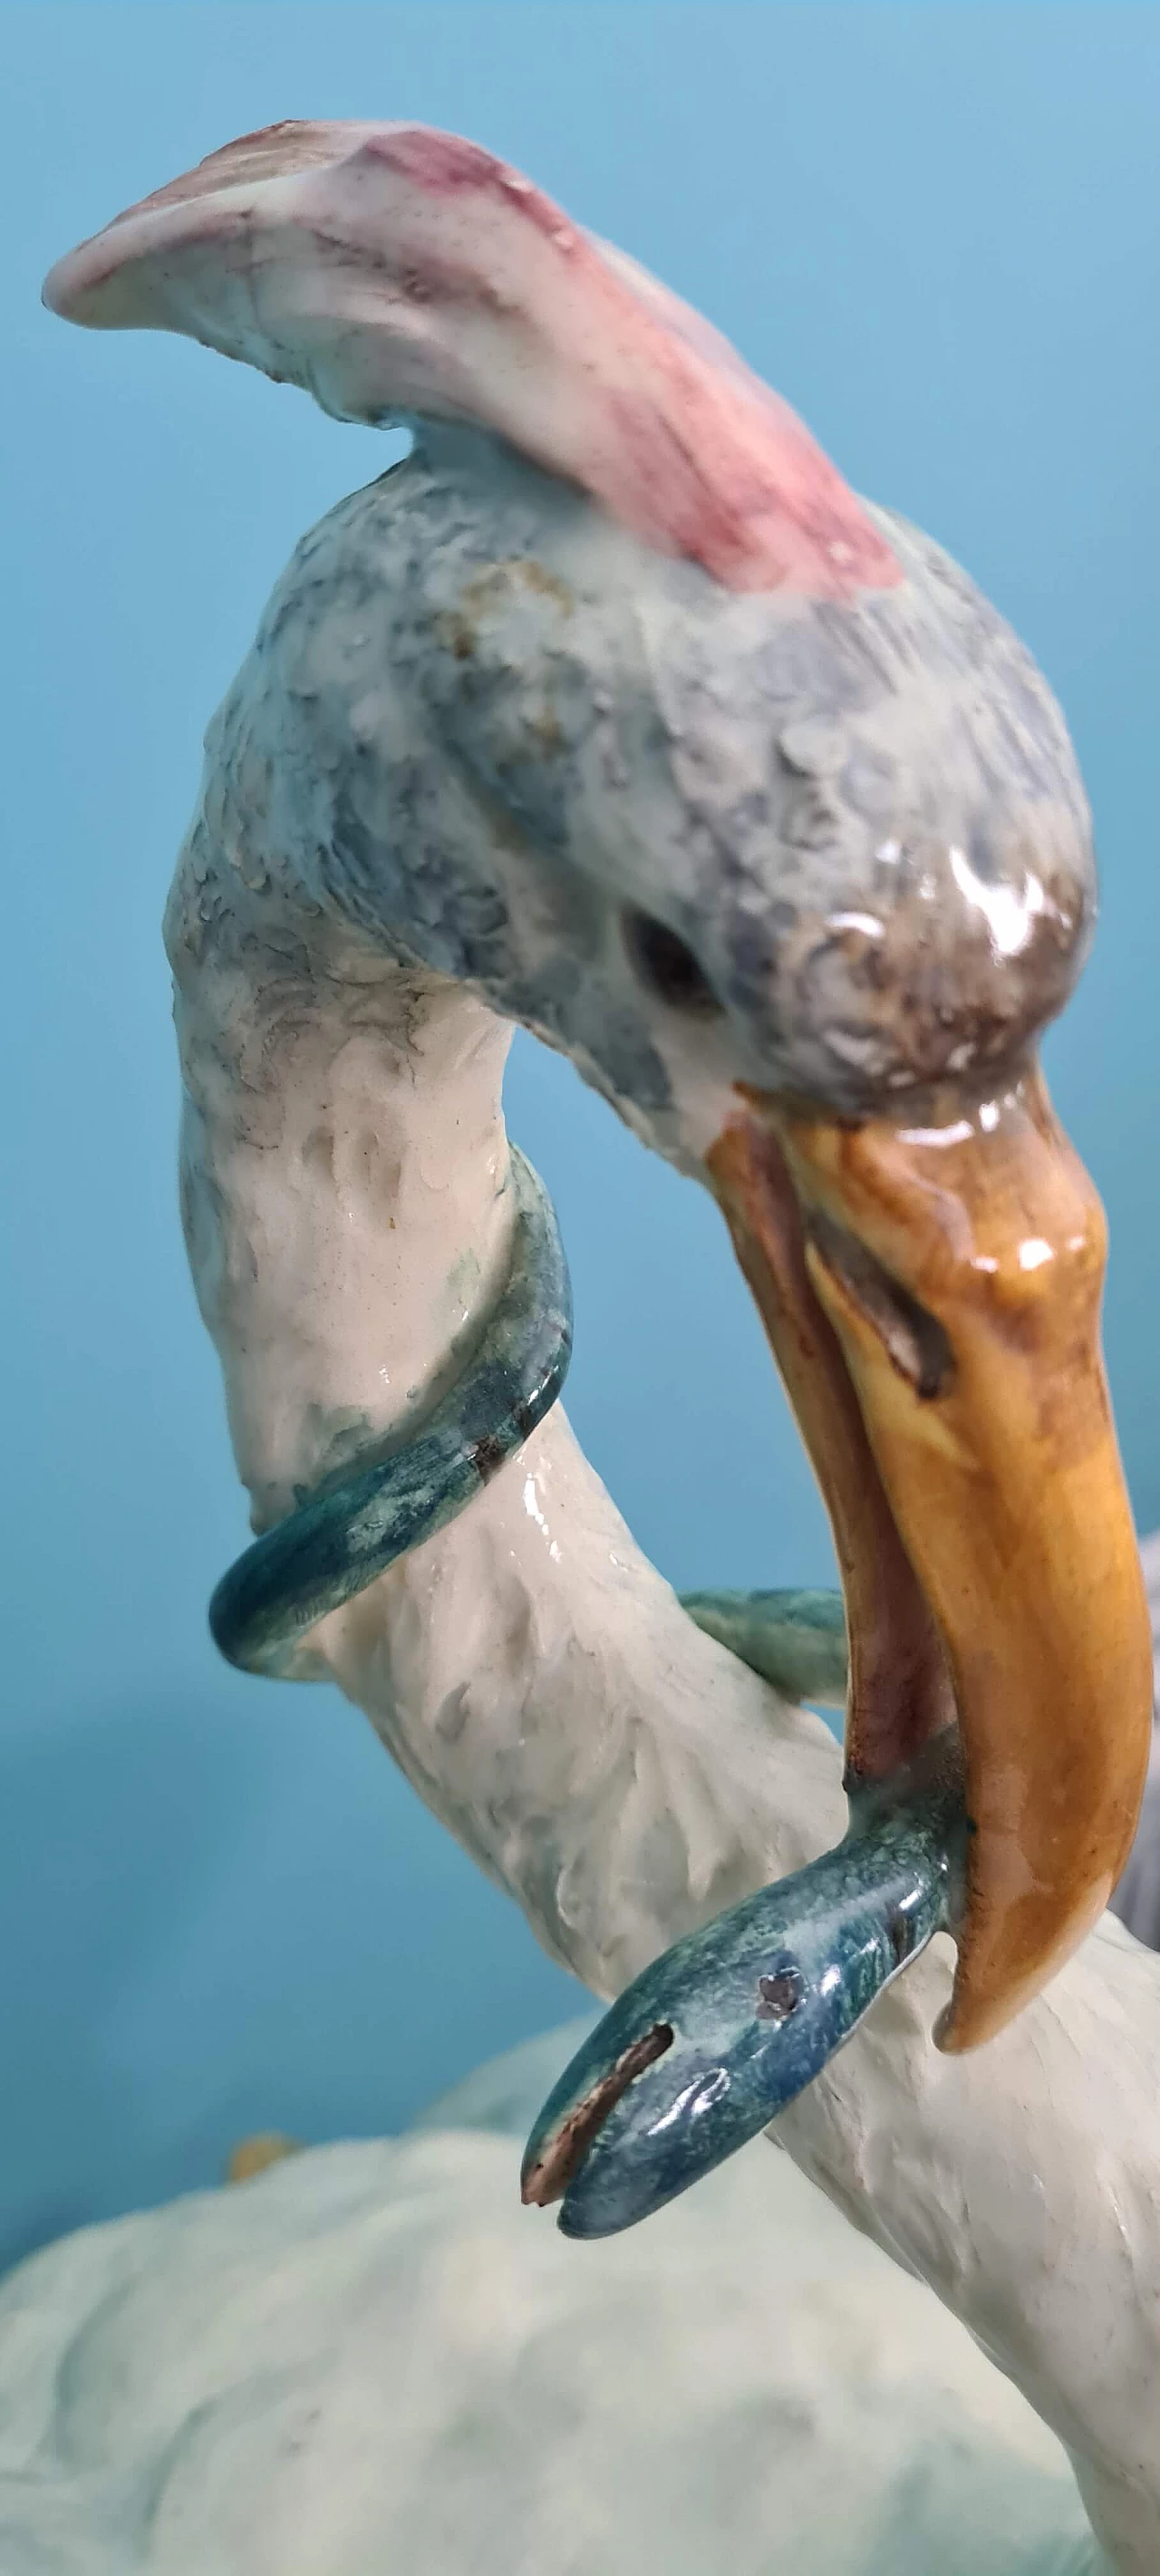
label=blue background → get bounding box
[4,1,1158,2269]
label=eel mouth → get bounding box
[520,2025,675,2210]
[707,1060,1153,2049]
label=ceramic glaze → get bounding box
[524,1740,966,2234]
[43,122,1160,2574]
[209,1147,572,1677]
[681,1586,848,1707]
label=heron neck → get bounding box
[171,924,517,1535]
[166,863,1160,2563]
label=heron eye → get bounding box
[622,909,723,1016]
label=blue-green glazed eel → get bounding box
[209,1148,573,1679]
[521,1734,966,2238]
[678,1588,849,1709]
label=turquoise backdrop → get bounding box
[4,1,1158,2266]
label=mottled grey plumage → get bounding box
[183,423,1093,1162]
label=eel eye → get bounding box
[623,909,723,1017]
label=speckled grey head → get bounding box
[247,428,1093,1139]
[44,118,1094,1155]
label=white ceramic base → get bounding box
[0,2024,1099,2576]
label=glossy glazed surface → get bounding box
[524,1744,965,2235]
[210,1148,572,1677]
[680,1587,848,1708]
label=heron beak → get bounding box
[708,1063,1152,2048]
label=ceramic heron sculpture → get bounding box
[45,125,1160,2571]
